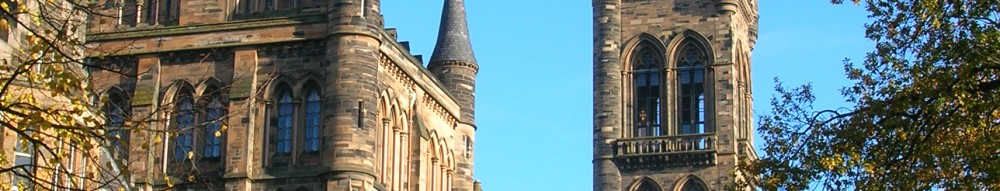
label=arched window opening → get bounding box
[174,92,195,161]
[634,180,659,191]
[203,89,226,160]
[676,41,708,135]
[632,43,662,137]
[303,86,321,153]
[680,178,707,191]
[104,92,130,160]
[275,88,294,155]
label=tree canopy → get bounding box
[744,0,999,190]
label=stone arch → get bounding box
[665,30,715,66]
[99,86,130,103]
[194,77,224,98]
[671,175,709,191]
[621,33,667,71]
[628,176,663,191]
[161,80,195,107]
[294,73,324,96]
[262,75,295,100]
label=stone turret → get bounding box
[429,0,478,124]
[429,0,479,190]
[325,0,382,190]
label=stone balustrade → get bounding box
[612,133,718,170]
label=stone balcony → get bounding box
[612,133,718,170]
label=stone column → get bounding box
[593,0,622,191]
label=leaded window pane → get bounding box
[276,90,294,154]
[633,46,661,137]
[105,96,129,159]
[304,88,321,152]
[174,96,195,161]
[203,93,225,159]
[677,42,707,135]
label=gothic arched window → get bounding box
[104,91,130,160]
[303,86,322,153]
[680,178,708,191]
[632,43,662,137]
[173,91,195,161]
[634,180,660,191]
[275,87,294,155]
[202,89,226,160]
[676,41,708,135]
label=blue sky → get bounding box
[382,1,872,190]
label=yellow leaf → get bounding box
[187,151,194,159]
[214,131,221,137]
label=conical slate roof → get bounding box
[429,0,477,66]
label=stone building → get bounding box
[85,0,481,190]
[591,0,759,190]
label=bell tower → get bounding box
[592,0,759,191]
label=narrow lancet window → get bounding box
[632,44,662,137]
[174,94,195,161]
[276,89,294,154]
[203,90,225,159]
[304,88,321,152]
[677,41,708,134]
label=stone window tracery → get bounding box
[677,41,708,135]
[632,42,663,137]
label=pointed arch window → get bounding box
[104,92,130,160]
[680,178,708,191]
[275,88,294,155]
[634,180,659,191]
[203,89,226,159]
[173,93,195,161]
[303,86,322,153]
[632,43,662,137]
[677,41,708,135]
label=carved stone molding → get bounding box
[379,53,458,128]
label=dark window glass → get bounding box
[121,0,138,26]
[276,90,294,154]
[678,43,707,135]
[682,179,706,191]
[264,0,274,11]
[203,92,225,159]
[105,94,130,160]
[174,96,195,161]
[633,45,661,137]
[304,88,321,152]
[636,181,658,191]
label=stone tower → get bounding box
[592,0,759,191]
